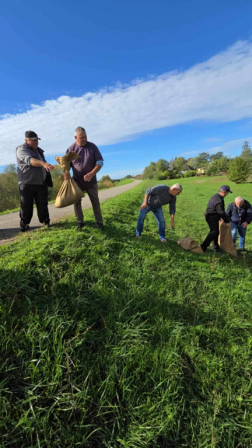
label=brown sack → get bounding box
[218,221,237,257]
[178,237,204,254]
[55,178,84,208]
[55,152,80,173]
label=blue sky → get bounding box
[1,0,252,177]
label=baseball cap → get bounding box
[25,130,41,140]
[221,185,232,193]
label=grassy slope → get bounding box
[1,176,252,447]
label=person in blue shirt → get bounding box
[136,183,182,242]
[226,196,252,251]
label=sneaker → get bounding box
[97,224,105,230]
[20,224,30,232]
[213,247,221,253]
[43,222,50,228]
[77,222,85,230]
[160,238,167,243]
[239,248,247,252]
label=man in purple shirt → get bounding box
[64,126,104,229]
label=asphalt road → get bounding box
[0,180,141,245]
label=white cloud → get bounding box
[1,40,252,165]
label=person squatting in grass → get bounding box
[63,127,104,230]
[201,185,232,253]
[136,183,182,242]
[226,196,252,251]
[16,130,54,232]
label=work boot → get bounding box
[20,224,30,232]
[77,222,85,230]
[43,222,50,228]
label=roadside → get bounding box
[0,180,141,245]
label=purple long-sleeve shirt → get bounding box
[66,141,103,189]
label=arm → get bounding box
[84,161,103,182]
[226,203,232,220]
[17,146,54,171]
[216,203,230,223]
[30,158,54,171]
[242,202,252,227]
[140,194,149,210]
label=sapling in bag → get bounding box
[54,152,84,208]
[218,221,237,257]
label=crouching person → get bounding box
[136,183,182,242]
[226,196,252,251]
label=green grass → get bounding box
[1,176,252,447]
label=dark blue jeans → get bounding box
[136,204,166,240]
[231,221,247,249]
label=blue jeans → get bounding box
[136,204,166,240]
[231,221,247,249]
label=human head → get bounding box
[219,185,232,197]
[25,130,40,150]
[169,183,183,196]
[235,196,244,208]
[75,126,87,146]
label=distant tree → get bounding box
[4,164,17,174]
[210,151,224,161]
[228,157,250,184]
[156,158,169,172]
[241,141,252,158]
[188,157,197,169]
[142,162,157,179]
[196,152,210,168]
[173,157,186,173]
[100,175,113,182]
[206,159,220,176]
[218,156,229,172]
[124,175,132,179]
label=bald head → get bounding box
[235,196,244,208]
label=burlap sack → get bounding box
[178,237,204,254]
[218,221,237,257]
[55,178,84,208]
[54,152,84,208]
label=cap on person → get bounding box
[220,185,232,193]
[25,130,41,140]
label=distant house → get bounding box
[196,167,205,175]
[135,174,142,179]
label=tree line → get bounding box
[142,141,252,184]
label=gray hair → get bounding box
[75,126,86,135]
[171,183,183,192]
[235,196,244,204]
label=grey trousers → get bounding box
[74,183,103,226]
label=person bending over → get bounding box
[136,183,182,242]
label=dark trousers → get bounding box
[74,183,103,226]
[201,215,220,251]
[19,184,50,227]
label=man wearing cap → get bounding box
[64,126,104,229]
[226,196,252,251]
[201,185,232,253]
[16,131,54,232]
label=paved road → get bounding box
[0,180,141,245]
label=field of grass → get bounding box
[1,176,252,447]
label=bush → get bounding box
[228,157,250,184]
[184,170,196,178]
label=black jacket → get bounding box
[205,193,229,223]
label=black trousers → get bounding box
[19,184,50,227]
[201,215,220,251]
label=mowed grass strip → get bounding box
[0,177,252,448]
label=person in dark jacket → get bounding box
[136,183,182,242]
[201,185,232,252]
[16,131,54,232]
[226,196,252,251]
